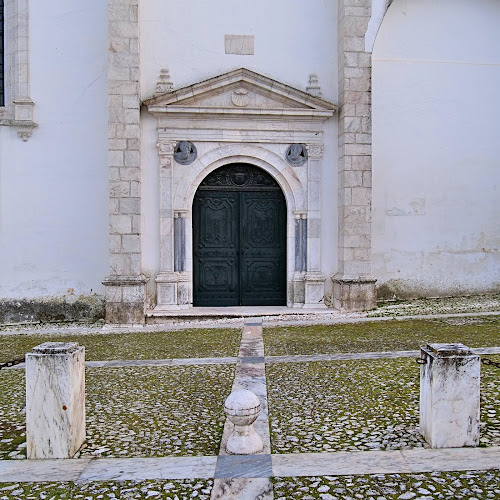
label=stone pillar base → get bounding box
[332,275,377,312]
[303,273,327,308]
[102,275,149,325]
[155,272,190,310]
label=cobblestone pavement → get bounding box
[273,470,500,499]
[0,364,236,460]
[0,479,213,499]
[267,356,500,454]
[0,313,499,498]
[1,470,499,499]
[263,316,500,356]
[0,329,241,364]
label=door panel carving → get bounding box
[193,164,286,306]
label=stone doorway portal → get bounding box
[193,164,286,306]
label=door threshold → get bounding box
[145,305,336,323]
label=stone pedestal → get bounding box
[26,342,85,459]
[420,343,480,448]
[332,275,377,312]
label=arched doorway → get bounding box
[193,163,287,306]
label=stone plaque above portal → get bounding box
[225,35,254,55]
[174,141,197,165]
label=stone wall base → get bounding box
[0,295,104,325]
[103,276,149,325]
[332,275,377,312]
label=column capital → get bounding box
[306,143,324,159]
[156,141,176,168]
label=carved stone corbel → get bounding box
[13,98,37,141]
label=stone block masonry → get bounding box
[333,0,377,312]
[103,0,147,324]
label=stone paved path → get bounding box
[1,317,499,499]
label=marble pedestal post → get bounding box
[26,342,86,459]
[420,343,480,448]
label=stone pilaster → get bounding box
[104,0,147,324]
[304,143,327,308]
[154,140,189,310]
[334,0,377,312]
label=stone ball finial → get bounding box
[224,390,263,455]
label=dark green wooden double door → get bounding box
[193,164,286,306]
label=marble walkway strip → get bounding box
[272,446,500,476]
[7,346,499,370]
[1,448,498,483]
[211,318,274,499]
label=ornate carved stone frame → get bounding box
[144,69,337,309]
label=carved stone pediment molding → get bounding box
[144,68,337,119]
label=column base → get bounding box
[102,275,149,325]
[332,275,377,312]
[155,272,190,308]
[303,272,327,308]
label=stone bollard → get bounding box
[26,342,86,459]
[419,343,480,448]
[224,390,263,454]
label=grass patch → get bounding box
[263,316,500,356]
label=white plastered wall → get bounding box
[140,0,338,305]
[372,0,500,298]
[0,1,108,299]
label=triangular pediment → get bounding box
[144,68,337,116]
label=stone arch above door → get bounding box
[174,144,305,214]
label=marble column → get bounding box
[420,343,480,448]
[26,342,85,459]
[292,211,307,307]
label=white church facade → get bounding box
[0,0,498,324]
